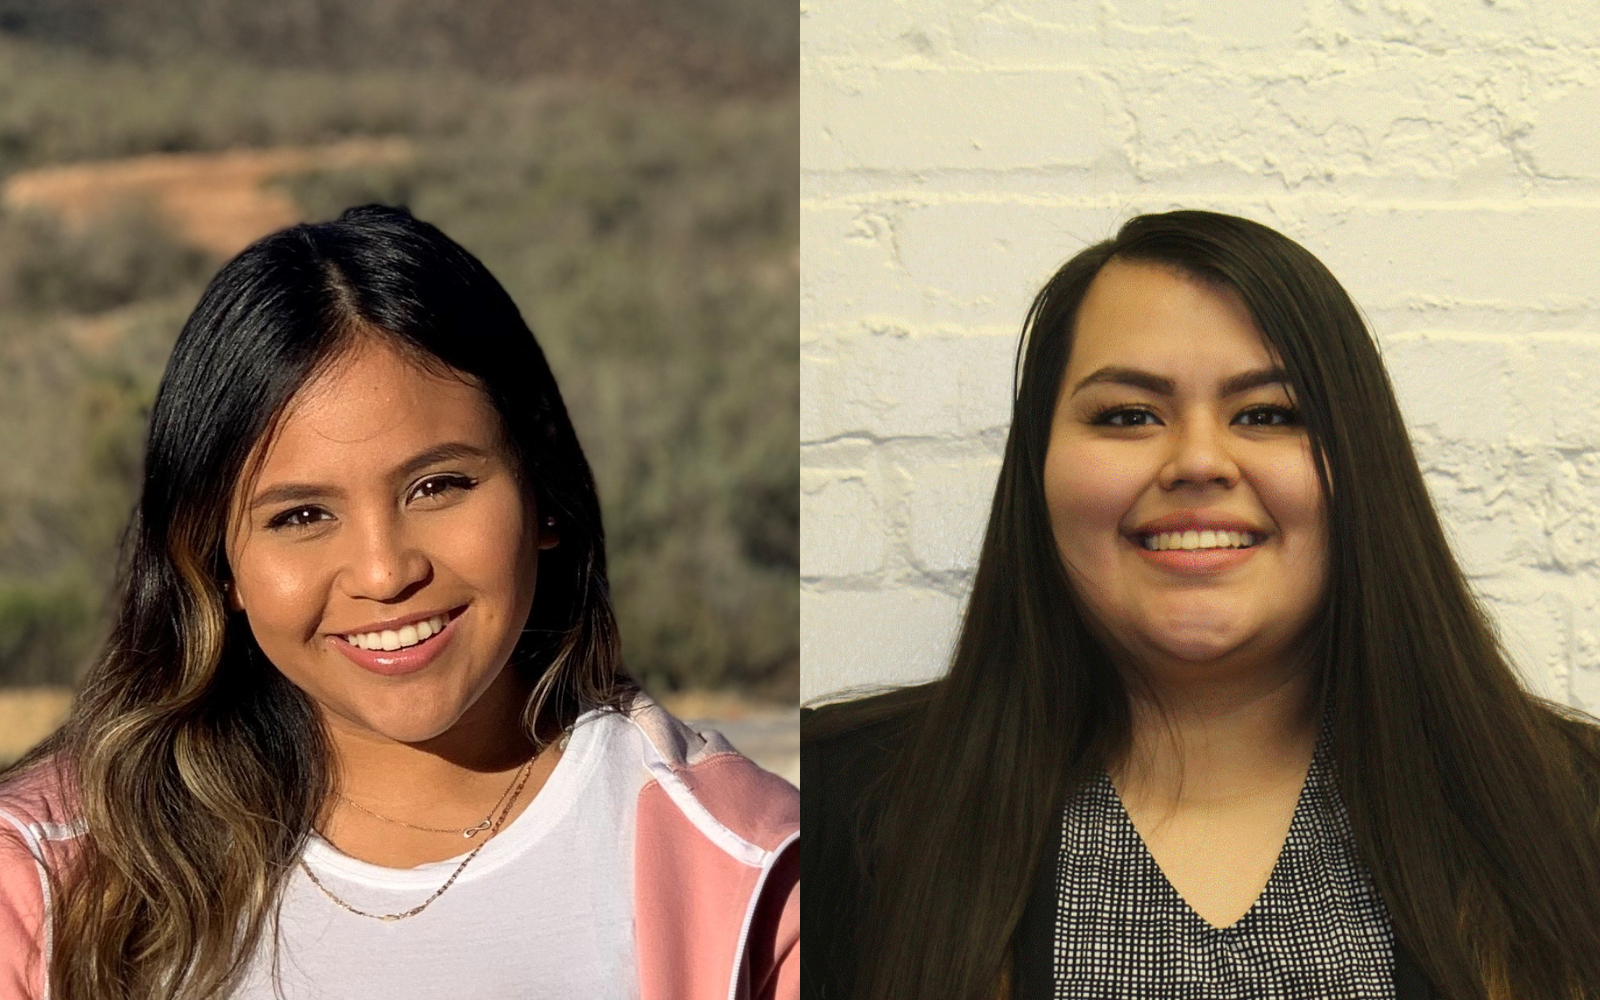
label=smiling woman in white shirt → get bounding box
[0,205,798,1000]
[802,210,1600,1000]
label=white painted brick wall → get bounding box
[800,0,1600,709]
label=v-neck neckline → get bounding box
[1098,722,1328,933]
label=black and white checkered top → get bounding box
[1049,721,1397,999]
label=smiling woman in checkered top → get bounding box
[802,210,1600,1000]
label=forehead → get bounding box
[1067,260,1272,374]
[251,336,503,478]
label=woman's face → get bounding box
[1042,260,1328,680]
[224,335,555,747]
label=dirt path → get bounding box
[2,137,411,258]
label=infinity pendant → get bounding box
[462,818,493,839]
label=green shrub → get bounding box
[0,203,215,314]
[0,0,794,98]
[0,574,98,686]
[0,41,797,697]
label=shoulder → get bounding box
[802,683,932,819]
[0,757,81,854]
[613,694,800,1000]
[618,692,798,857]
[800,684,933,1000]
[802,683,932,753]
[0,759,79,1000]
[1531,702,1600,803]
[0,756,83,892]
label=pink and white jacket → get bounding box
[0,695,799,1000]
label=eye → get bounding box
[1089,405,1162,428]
[266,506,332,531]
[1233,405,1300,427]
[408,474,478,503]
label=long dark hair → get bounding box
[833,210,1600,1000]
[5,204,630,998]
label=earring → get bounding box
[544,515,557,528]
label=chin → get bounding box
[345,704,466,746]
[1154,638,1247,665]
[1143,614,1250,664]
[1150,594,1323,667]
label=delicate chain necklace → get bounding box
[300,754,537,922]
[337,768,524,839]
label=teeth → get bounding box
[1141,530,1257,551]
[344,613,450,652]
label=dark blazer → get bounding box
[802,692,1434,1000]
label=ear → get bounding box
[538,513,561,551]
[223,579,245,613]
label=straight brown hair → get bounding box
[826,210,1600,1000]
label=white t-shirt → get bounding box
[234,710,640,999]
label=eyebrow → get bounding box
[248,442,494,512]
[1070,365,1291,399]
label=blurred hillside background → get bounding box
[0,0,799,777]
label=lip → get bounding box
[1126,512,1269,576]
[1132,542,1258,575]
[1130,512,1268,537]
[332,606,462,637]
[330,606,465,677]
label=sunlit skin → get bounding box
[224,333,561,866]
[1041,259,1333,927]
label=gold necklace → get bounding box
[331,729,568,839]
[337,770,523,839]
[300,756,535,922]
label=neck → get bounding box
[1110,655,1320,810]
[322,665,543,818]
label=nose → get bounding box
[339,510,432,601]
[1158,413,1240,491]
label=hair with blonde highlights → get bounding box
[3,205,631,998]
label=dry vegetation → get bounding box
[0,0,794,99]
[0,687,72,765]
[0,4,798,725]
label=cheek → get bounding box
[443,491,540,605]
[1043,442,1147,557]
[1253,446,1330,582]
[233,549,333,642]
[1262,445,1325,533]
